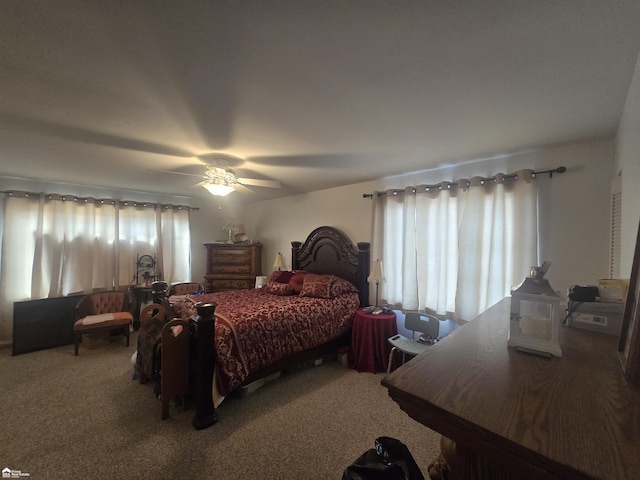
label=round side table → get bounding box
[351,309,397,373]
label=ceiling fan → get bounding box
[150,156,281,196]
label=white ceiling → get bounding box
[1,1,639,202]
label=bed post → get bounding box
[291,241,302,270]
[357,242,370,307]
[151,281,168,304]
[192,302,218,430]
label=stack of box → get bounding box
[567,301,624,336]
[82,331,110,349]
[597,279,629,303]
[567,279,628,336]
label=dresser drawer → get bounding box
[210,247,251,257]
[210,263,251,274]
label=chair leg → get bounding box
[125,326,130,347]
[74,332,80,356]
[387,347,397,374]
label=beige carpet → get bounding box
[0,333,441,479]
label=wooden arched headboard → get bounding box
[291,226,370,307]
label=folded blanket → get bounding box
[81,312,132,325]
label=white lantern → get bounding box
[508,263,562,357]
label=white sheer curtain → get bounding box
[371,169,539,322]
[0,193,192,342]
[159,206,191,282]
[34,195,118,297]
[117,205,159,287]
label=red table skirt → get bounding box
[350,309,397,373]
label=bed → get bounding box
[142,226,370,427]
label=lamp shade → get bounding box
[203,182,235,196]
[367,259,385,283]
[273,252,286,270]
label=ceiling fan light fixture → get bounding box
[203,182,235,196]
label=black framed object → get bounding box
[618,218,640,385]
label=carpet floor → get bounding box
[0,333,440,479]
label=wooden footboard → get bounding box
[160,319,190,420]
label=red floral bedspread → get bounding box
[171,289,359,395]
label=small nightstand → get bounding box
[350,309,397,373]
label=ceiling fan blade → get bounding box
[237,177,281,189]
[232,183,255,194]
[148,169,205,179]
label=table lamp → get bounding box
[367,259,385,308]
[233,224,246,242]
[273,252,286,271]
[508,261,562,357]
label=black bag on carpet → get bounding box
[342,436,425,480]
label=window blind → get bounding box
[610,176,622,279]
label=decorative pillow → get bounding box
[267,270,296,284]
[276,270,296,284]
[300,274,334,299]
[289,271,310,294]
[264,282,292,297]
[267,271,282,283]
[330,277,359,298]
[264,281,293,296]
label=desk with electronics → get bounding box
[381,297,640,479]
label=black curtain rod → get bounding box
[362,166,566,198]
[1,190,199,211]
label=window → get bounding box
[370,170,540,322]
[0,192,192,342]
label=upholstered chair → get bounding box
[166,282,204,296]
[73,291,133,355]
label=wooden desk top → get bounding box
[381,298,640,480]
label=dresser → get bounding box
[203,242,263,293]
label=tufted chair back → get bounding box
[75,291,131,320]
[167,282,203,296]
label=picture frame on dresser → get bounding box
[618,218,640,385]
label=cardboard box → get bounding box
[82,331,110,350]
[337,346,350,367]
[567,301,624,336]
[597,279,629,303]
[237,371,281,397]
